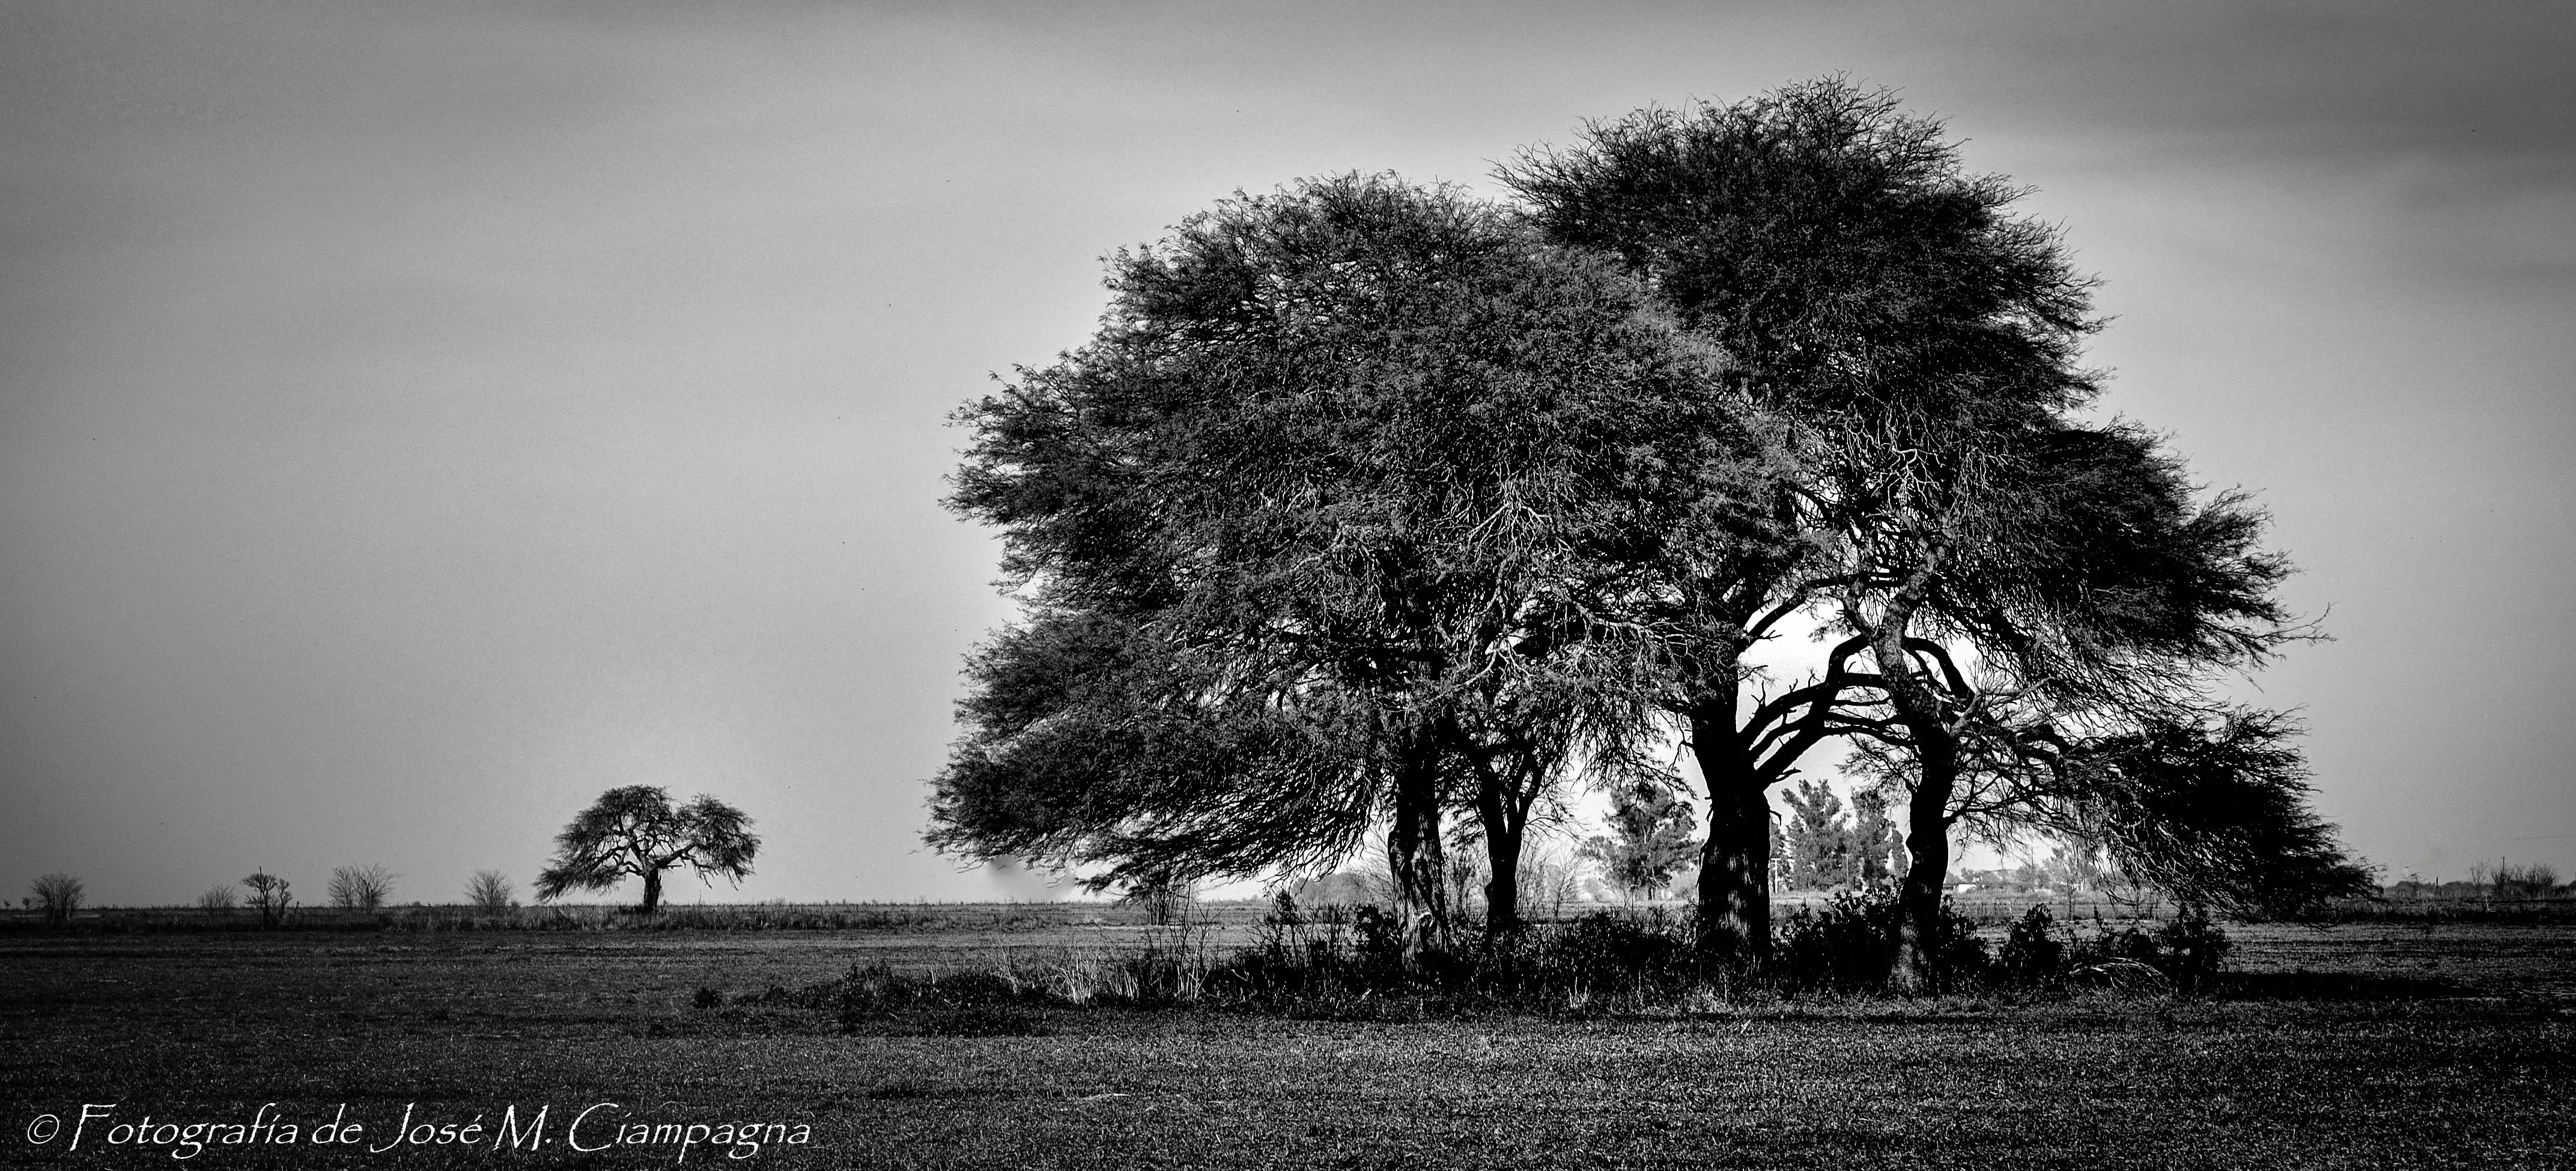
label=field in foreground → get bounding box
[2,920,2571,1168]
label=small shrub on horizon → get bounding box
[197,885,237,912]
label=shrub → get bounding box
[1999,905,2067,985]
[1510,911,1696,1003]
[1772,891,1988,993]
[1206,903,1710,1011]
[28,873,84,925]
[2154,906,2231,988]
[1772,891,1903,992]
[464,870,515,912]
[2490,862,2561,901]
[1208,894,1363,1001]
[1913,899,1995,990]
[2006,907,2233,993]
[1117,871,1193,926]
[242,872,293,928]
[197,885,237,912]
[328,864,396,911]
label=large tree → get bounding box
[534,785,759,914]
[1505,79,2362,970]
[1502,79,2098,958]
[935,175,1773,933]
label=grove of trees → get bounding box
[929,79,2369,978]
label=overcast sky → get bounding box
[5,1,2571,906]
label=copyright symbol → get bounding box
[26,1114,60,1144]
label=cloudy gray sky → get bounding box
[5,1,2571,906]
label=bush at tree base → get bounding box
[1770,891,1994,993]
[1999,904,2232,992]
[718,899,2238,1026]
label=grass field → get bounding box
[4,913,2571,1168]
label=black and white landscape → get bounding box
[5,4,2572,1167]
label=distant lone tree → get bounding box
[28,873,84,925]
[328,864,396,911]
[1578,782,1701,900]
[535,786,758,914]
[1781,779,1856,891]
[241,871,293,928]
[464,869,515,912]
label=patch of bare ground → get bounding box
[2,921,2569,1168]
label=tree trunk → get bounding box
[1893,727,1957,991]
[1690,680,1772,966]
[1871,623,1957,992]
[1385,730,1449,950]
[641,867,664,915]
[1481,797,1525,936]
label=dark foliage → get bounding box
[1996,904,2235,992]
[926,610,1380,892]
[2036,712,2375,918]
[1773,891,1988,993]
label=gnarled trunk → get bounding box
[1872,620,1958,992]
[1690,674,1773,965]
[1892,725,1957,990]
[1384,729,1450,949]
[640,867,664,915]
[1694,773,1772,966]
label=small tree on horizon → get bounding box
[328,864,396,911]
[465,870,515,912]
[242,871,293,928]
[28,873,84,925]
[534,786,759,914]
